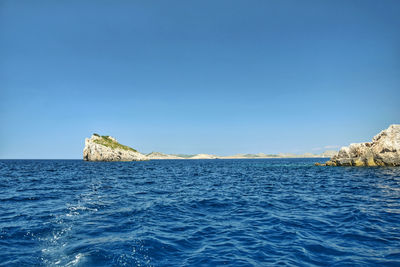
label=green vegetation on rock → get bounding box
[93,135,137,152]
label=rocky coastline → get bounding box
[83,126,399,164]
[316,124,400,167]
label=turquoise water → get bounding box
[0,159,399,266]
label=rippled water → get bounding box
[1,159,400,266]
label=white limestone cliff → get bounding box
[321,124,400,166]
[83,134,148,161]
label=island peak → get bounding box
[83,134,147,161]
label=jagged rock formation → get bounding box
[319,125,400,166]
[146,152,184,160]
[83,134,148,161]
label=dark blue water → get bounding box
[1,159,400,266]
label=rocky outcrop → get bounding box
[146,152,184,160]
[83,134,148,161]
[319,125,400,166]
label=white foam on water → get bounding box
[65,253,85,266]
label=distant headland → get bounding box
[83,134,147,161]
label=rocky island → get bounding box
[83,134,148,161]
[317,124,400,166]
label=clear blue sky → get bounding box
[1,0,399,159]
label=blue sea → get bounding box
[0,159,400,266]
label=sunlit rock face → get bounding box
[323,125,400,166]
[83,134,148,162]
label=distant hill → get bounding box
[146,152,184,160]
[219,152,332,159]
[190,154,218,159]
[171,154,195,159]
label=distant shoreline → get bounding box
[0,157,331,161]
[84,134,338,161]
[146,151,337,160]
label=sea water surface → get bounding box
[0,159,400,266]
